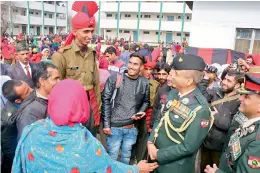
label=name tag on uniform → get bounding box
[108,65,120,72]
[70,66,79,70]
[228,132,242,161]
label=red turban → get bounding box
[64,1,98,47]
[144,62,156,69]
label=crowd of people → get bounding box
[1,1,260,173]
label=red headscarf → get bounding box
[64,1,98,47]
[48,79,90,126]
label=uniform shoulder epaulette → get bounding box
[194,91,209,106]
[256,122,260,140]
[57,45,72,53]
[150,79,159,87]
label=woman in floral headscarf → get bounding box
[12,79,158,173]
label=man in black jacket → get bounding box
[102,52,150,164]
[200,70,244,171]
[16,62,60,139]
[1,80,33,172]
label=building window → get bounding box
[178,16,181,19]
[49,14,52,18]
[125,14,131,18]
[235,28,260,54]
[29,11,34,14]
[30,26,34,28]
[13,9,18,13]
[157,15,163,18]
[156,32,162,35]
[144,15,151,18]
[167,16,174,21]
[106,30,111,32]
[253,30,260,54]
[21,10,26,16]
[44,27,47,29]
[14,25,19,28]
[235,28,252,54]
[124,30,130,33]
[119,30,122,33]
[185,33,190,37]
[36,12,39,15]
[106,14,112,17]
[187,16,191,20]
[143,31,150,34]
[44,13,47,16]
[177,33,181,36]
[136,15,142,18]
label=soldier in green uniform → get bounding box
[51,2,101,136]
[205,73,260,173]
[147,54,214,173]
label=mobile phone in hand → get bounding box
[135,113,143,117]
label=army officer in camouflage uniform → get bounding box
[205,73,260,173]
[147,54,213,173]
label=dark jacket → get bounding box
[1,101,18,172]
[15,91,48,139]
[151,84,172,128]
[0,61,10,75]
[202,80,240,151]
[101,73,150,128]
[6,61,36,88]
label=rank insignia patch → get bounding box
[200,119,209,128]
[248,156,260,168]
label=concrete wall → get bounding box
[189,1,260,49]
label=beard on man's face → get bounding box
[221,84,235,94]
[158,78,167,85]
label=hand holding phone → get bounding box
[132,112,146,120]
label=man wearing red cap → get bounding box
[52,1,101,136]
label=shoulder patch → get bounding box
[248,156,260,168]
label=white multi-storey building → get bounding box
[189,1,260,54]
[1,1,68,36]
[99,1,192,43]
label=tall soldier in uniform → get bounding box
[205,73,260,173]
[147,54,214,173]
[52,1,100,136]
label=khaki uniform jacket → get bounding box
[51,40,101,106]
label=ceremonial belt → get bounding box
[88,88,100,127]
[210,95,240,107]
[146,107,153,130]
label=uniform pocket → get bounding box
[66,68,80,77]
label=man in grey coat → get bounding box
[7,41,36,88]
